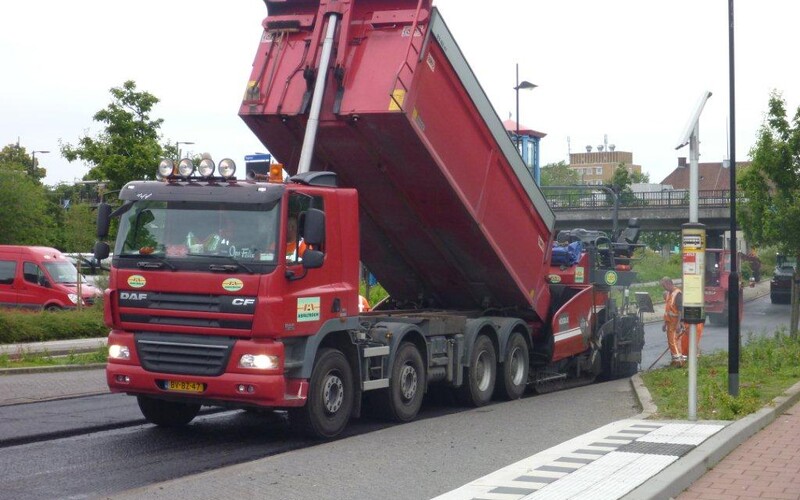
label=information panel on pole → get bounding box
[681,223,706,323]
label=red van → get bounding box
[0,246,101,311]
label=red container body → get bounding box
[241,1,555,320]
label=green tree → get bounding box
[61,80,165,190]
[0,172,55,245]
[639,230,680,253]
[62,203,97,253]
[738,90,800,336]
[540,161,580,186]
[609,165,640,206]
[0,144,47,183]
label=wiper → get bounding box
[203,254,255,274]
[136,254,177,271]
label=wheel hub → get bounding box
[476,351,492,392]
[322,373,344,414]
[399,364,418,401]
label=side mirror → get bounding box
[97,203,112,239]
[94,241,110,262]
[302,249,324,269]
[301,209,325,247]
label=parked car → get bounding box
[769,261,796,304]
[0,246,101,311]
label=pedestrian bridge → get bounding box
[544,189,732,232]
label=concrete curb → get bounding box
[0,363,106,376]
[622,379,800,500]
[629,373,657,419]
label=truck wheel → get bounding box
[137,396,200,427]
[378,342,425,422]
[496,333,528,400]
[458,335,496,407]
[290,348,353,439]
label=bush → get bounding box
[0,303,107,344]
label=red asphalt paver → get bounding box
[678,400,800,500]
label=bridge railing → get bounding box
[544,189,732,210]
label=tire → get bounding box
[496,332,529,401]
[378,342,425,422]
[44,304,62,312]
[137,395,200,427]
[457,335,497,407]
[290,348,354,439]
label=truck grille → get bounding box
[119,291,256,331]
[135,332,236,376]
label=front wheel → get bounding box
[137,396,200,427]
[496,332,529,400]
[457,335,497,407]
[290,348,354,439]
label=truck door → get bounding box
[0,259,18,308]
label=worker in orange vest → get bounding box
[680,318,704,358]
[661,277,686,367]
[359,295,371,312]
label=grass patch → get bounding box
[641,329,800,420]
[0,346,107,369]
[633,250,681,284]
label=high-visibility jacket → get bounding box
[359,295,371,312]
[664,288,682,324]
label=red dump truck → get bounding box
[95,0,644,438]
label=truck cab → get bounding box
[704,249,743,325]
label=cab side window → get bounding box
[0,261,15,285]
[286,194,324,265]
[23,262,45,286]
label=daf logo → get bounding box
[232,298,256,306]
[121,292,148,300]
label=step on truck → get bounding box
[95,0,645,439]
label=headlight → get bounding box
[218,158,236,179]
[68,293,79,304]
[198,158,215,178]
[158,159,174,178]
[108,344,131,360]
[178,158,195,177]
[238,354,279,370]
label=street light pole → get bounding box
[176,141,195,161]
[513,63,537,155]
[30,150,50,178]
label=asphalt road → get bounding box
[0,380,639,500]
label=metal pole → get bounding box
[688,126,699,420]
[298,14,339,174]
[515,63,520,151]
[727,0,740,397]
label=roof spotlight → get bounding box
[178,158,195,178]
[198,158,216,178]
[218,158,237,179]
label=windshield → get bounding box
[114,200,280,263]
[43,261,87,284]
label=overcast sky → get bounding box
[3,1,798,187]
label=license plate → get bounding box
[165,380,205,393]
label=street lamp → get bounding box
[30,150,50,177]
[514,63,537,152]
[176,141,195,161]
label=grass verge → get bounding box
[0,346,107,369]
[641,329,800,420]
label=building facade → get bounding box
[568,148,642,185]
